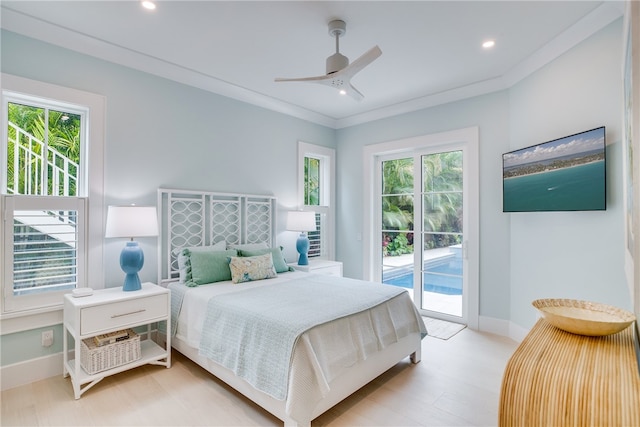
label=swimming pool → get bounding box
[383,260,463,295]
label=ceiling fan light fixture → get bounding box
[141,1,156,10]
[482,40,495,49]
[274,18,381,101]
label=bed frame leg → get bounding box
[410,347,421,364]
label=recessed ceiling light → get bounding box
[142,1,156,10]
[339,89,347,96]
[482,40,496,49]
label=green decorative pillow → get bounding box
[228,253,277,284]
[238,246,289,273]
[177,241,226,283]
[187,249,237,286]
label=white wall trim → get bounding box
[0,353,63,391]
[478,315,530,344]
[0,310,62,335]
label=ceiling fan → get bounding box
[274,19,382,101]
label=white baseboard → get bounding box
[1,330,155,392]
[508,321,530,343]
[478,315,529,343]
[1,353,63,391]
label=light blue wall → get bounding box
[0,30,334,366]
[1,29,335,288]
[507,19,630,328]
[0,325,63,366]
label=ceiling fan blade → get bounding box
[344,83,364,101]
[276,74,365,101]
[274,75,330,83]
[341,45,382,78]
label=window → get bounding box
[1,74,105,316]
[298,141,335,260]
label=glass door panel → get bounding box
[421,151,463,317]
[381,158,415,299]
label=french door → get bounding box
[375,139,477,324]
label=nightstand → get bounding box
[288,259,343,277]
[63,282,171,399]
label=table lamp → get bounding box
[286,211,317,265]
[105,205,159,291]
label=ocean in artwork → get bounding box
[503,160,605,212]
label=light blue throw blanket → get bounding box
[198,274,406,400]
[167,282,189,337]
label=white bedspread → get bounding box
[172,271,426,423]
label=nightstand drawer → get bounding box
[80,293,168,336]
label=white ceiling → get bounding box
[0,1,623,129]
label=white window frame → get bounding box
[3,195,87,312]
[1,74,105,327]
[363,127,479,329]
[297,141,335,260]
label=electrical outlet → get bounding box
[42,330,54,347]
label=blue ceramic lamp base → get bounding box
[296,233,310,265]
[120,241,144,291]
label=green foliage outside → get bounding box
[304,156,320,206]
[383,232,412,256]
[382,152,463,256]
[7,102,81,196]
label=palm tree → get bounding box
[422,151,463,248]
[382,158,414,230]
[382,152,463,255]
[382,158,414,255]
[304,156,320,205]
[6,103,80,196]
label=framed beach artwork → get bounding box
[622,1,640,331]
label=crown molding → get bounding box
[502,1,623,88]
[1,3,623,130]
[0,7,338,128]
[336,2,623,129]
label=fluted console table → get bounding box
[499,318,640,426]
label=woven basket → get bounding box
[81,328,141,374]
[532,298,636,336]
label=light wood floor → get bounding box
[1,328,517,426]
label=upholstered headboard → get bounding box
[157,188,277,286]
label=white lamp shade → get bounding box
[286,211,316,232]
[105,206,159,238]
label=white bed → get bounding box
[157,188,427,427]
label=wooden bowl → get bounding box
[532,298,636,336]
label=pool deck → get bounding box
[382,247,456,270]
